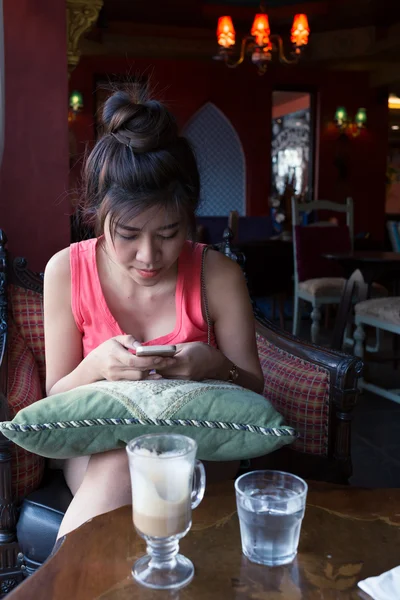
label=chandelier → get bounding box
[214,3,310,75]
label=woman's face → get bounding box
[103,204,188,286]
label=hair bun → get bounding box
[102,90,178,153]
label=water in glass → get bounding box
[235,471,307,566]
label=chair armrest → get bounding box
[0,231,23,588]
[254,311,363,482]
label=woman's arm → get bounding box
[44,248,176,396]
[205,249,264,394]
[158,249,264,393]
[44,248,98,395]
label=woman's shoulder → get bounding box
[45,239,97,276]
[43,248,72,300]
[205,246,244,282]
[45,246,71,276]
[181,241,244,286]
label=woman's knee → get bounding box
[77,449,131,502]
[64,455,90,496]
[89,448,128,468]
[86,448,130,484]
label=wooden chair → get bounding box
[292,197,354,344]
[0,228,362,590]
[354,296,400,404]
[331,269,368,351]
[228,210,239,245]
[386,220,400,252]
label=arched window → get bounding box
[183,102,246,216]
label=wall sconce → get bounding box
[69,90,83,121]
[389,94,400,110]
[334,106,367,137]
[214,3,310,75]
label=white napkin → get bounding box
[358,566,400,600]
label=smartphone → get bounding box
[135,344,177,358]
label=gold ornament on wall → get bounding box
[67,0,103,75]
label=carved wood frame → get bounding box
[67,0,104,75]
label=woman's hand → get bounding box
[156,342,230,381]
[86,335,177,382]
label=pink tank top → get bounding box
[70,238,216,357]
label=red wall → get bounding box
[70,56,388,240]
[0,0,70,271]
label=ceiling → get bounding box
[88,0,400,86]
[100,0,400,31]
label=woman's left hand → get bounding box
[156,342,229,381]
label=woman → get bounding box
[44,89,264,539]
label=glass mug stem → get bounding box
[146,537,180,570]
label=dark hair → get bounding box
[81,88,200,238]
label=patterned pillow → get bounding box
[0,379,297,461]
[256,333,329,456]
[8,285,45,393]
[7,319,45,501]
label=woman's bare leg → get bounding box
[63,455,90,495]
[58,451,240,540]
[57,448,131,539]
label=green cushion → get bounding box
[0,379,297,461]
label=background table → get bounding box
[8,480,400,599]
[324,251,400,289]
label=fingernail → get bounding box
[153,358,162,365]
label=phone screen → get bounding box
[135,345,177,358]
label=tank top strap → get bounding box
[179,241,210,334]
[70,238,99,334]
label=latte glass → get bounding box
[126,434,206,590]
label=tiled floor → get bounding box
[278,312,400,488]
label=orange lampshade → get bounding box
[251,13,271,48]
[217,16,236,48]
[291,14,310,47]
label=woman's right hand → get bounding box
[86,335,176,382]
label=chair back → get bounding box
[228,210,239,244]
[386,220,400,252]
[229,214,274,244]
[291,197,353,286]
[331,269,368,350]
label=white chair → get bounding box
[292,197,354,344]
[386,220,400,252]
[354,298,400,404]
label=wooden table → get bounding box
[8,481,400,599]
[324,251,400,287]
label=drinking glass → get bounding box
[126,434,206,590]
[235,470,308,566]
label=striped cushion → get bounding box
[1,379,297,461]
[9,285,45,393]
[256,333,329,455]
[8,319,45,501]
